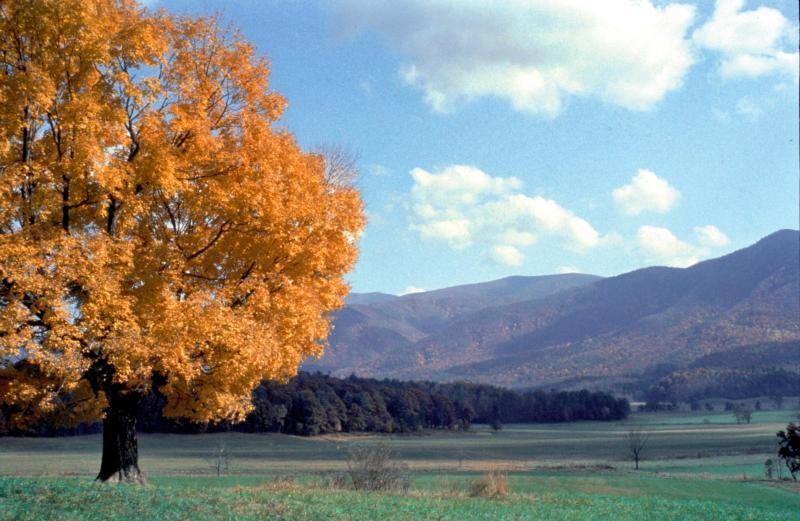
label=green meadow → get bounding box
[2,410,798,520]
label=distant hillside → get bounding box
[309,230,800,398]
[307,273,602,376]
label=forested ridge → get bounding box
[2,373,629,436]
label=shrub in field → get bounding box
[321,471,351,490]
[345,442,410,492]
[468,471,509,498]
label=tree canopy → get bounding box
[0,0,363,479]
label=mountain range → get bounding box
[305,230,800,397]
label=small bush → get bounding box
[468,471,509,498]
[345,442,410,492]
[320,471,350,490]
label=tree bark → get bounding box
[96,391,146,484]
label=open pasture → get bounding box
[1,410,798,520]
[1,410,793,476]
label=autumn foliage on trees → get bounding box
[0,0,363,482]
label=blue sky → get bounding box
[149,0,799,294]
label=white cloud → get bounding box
[693,0,799,81]
[414,218,472,249]
[637,226,700,267]
[497,230,537,247]
[488,245,525,267]
[612,170,681,216]
[410,165,521,208]
[401,285,426,295]
[556,266,582,274]
[637,225,730,267]
[336,0,696,116]
[693,225,730,247]
[409,164,603,266]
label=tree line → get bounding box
[3,372,630,436]
[631,367,800,404]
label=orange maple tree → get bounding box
[0,0,363,483]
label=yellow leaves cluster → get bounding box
[0,1,363,427]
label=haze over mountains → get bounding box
[306,230,799,396]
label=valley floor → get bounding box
[1,410,798,520]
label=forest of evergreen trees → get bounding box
[4,373,630,436]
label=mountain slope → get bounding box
[306,273,602,374]
[313,230,800,390]
[344,292,398,306]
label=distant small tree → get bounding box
[771,395,784,410]
[724,402,735,411]
[733,404,753,425]
[764,458,775,479]
[704,402,715,412]
[776,423,800,481]
[754,401,762,411]
[689,400,701,412]
[208,441,231,477]
[626,424,650,470]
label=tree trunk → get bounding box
[96,391,146,484]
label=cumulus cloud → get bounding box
[637,225,729,267]
[411,165,522,208]
[401,285,426,295]
[414,218,472,249]
[335,0,696,116]
[409,164,602,266]
[693,225,730,247]
[693,0,799,81]
[612,170,681,216]
[488,245,525,267]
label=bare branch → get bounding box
[314,144,359,190]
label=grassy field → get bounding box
[1,410,798,520]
